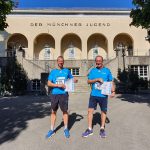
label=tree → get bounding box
[130,0,150,29]
[1,58,28,95]
[117,68,149,93]
[0,0,16,31]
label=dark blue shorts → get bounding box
[88,96,108,112]
[50,94,69,112]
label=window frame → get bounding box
[31,79,41,91]
[130,65,149,80]
[68,68,80,76]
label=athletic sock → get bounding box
[64,125,68,130]
[51,126,54,131]
[88,127,92,130]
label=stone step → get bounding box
[74,84,91,92]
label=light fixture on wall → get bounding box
[44,44,50,48]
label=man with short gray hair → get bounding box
[82,55,115,138]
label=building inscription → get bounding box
[30,22,110,27]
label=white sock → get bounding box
[64,125,68,130]
[88,127,92,130]
[100,126,104,130]
[51,126,54,131]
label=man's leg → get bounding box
[88,108,94,130]
[99,97,108,138]
[62,111,70,138]
[46,95,58,138]
[101,111,107,128]
[100,111,107,138]
[82,96,96,137]
[50,110,57,131]
[63,111,68,129]
[59,94,70,138]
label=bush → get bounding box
[117,68,149,93]
[1,58,28,95]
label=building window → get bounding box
[68,43,75,59]
[93,44,99,59]
[44,48,50,60]
[7,50,15,57]
[44,44,50,60]
[6,46,15,57]
[130,65,149,80]
[69,68,80,76]
[31,79,41,91]
[127,46,133,56]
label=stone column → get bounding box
[27,39,34,60]
[107,39,115,59]
[81,38,88,76]
[54,38,61,60]
[81,39,88,59]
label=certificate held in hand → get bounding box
[65,78,74,92]
[101,82,112,95]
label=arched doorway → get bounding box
[87,33,108,60]
[61,33,82,60]
[113,33,134,56]
[34,34,55,60]
[7,33,28,57]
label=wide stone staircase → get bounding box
[74,76,91,93]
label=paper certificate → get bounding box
[101,82,112,95]
[65,78,74,92]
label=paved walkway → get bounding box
[0,93,150,150]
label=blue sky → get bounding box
[16,0,133,9]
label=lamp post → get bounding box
[115,42,126,71]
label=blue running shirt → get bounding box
[48,68,73,94]
[88,67,113,97]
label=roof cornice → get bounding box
[11,9,131,15]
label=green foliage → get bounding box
[117,68,149,93]
[130,0,150,29]
[0,0,16,31]
[1,58,28,95]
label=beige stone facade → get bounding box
[0,9,150,92]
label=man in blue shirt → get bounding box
[82,55,115,138]
[46,56,77,138]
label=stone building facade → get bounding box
[0,9,150,92]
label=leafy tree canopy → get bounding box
[0,0,16,31]
[130,0,150,29]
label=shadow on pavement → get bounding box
[68,113,84,130]
[92,112,110,128]
[117,94,150,107]
[0,96,51,145]
[54,113,84,132]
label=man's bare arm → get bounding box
[47,80,66,89]
[87,78,103,84]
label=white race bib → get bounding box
[56,77,65,84]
